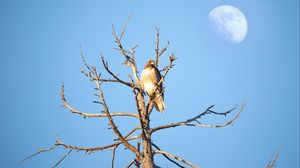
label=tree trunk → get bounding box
[136,91,155,168]
[141,133,154,168]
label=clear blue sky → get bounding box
[0,0,299,167]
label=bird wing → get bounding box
[151,66,163,97]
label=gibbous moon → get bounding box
[208,5,248,43]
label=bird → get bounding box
[140,60,165,112]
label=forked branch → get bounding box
[53,149,73,168]
[100,55,135,88]
[155,27,170,67]
[154,150,199,168]
[93,73,139,155]
[150,102,245,133]
[80,46,134,87]
[112,17,139,83]
[111,126,141,168]
[152,143,185,168]
[60,85,138,118]
[20,134,140,165]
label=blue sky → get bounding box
[0,0,299,167]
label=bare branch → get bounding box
[100,55,135,88]
[52,149,73,168]
[55,135,140,154]
[267,150,280,168]
[155,27,170,67]
[157,54,176,87]
[155,27,160,66]
[80,45,135,89]
[20,145,59,165]
[112,18,140,83]
[150,102,245,133]
[120,15,132,41]
[126,159,136,168]
[111,126,141,167]
[112,25,130,60]
[154,150,199,168]
[132,89,148,143]
[152,143,185,168]
[60,85,138,118]
[94,75,139,155]
[111,146,117,168]
[80,45,94,76]
[81,68,134,85]
[158,41,169,57]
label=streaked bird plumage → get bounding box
[140,60,165,112]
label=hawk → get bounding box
[140,60,165,112]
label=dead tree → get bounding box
[21,19,245,168]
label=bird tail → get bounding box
[154,95,165,112]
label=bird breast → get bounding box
[140,68,156,95]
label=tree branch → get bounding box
[155,27,160,67]
[60,85,138,118]
[152,143,185,168]
[79,46,134,88]
[267,150,280,168]
[20,145,59,165]
[55,135,140,154]
[126,159,138,168]
[132,89,148,144]
[100,55,134,88]
[154,150,199,168]
[93,73,139,155]
[155,27,169,67]
[150,102,245,133]
[112,17,140,83]
[157,54,176,88]
[52,149,73,168]
[111,126,141,167]
[111,146,117,168]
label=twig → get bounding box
[79,49,133,87]
[20,145,59,164]
[120,15,132,41]
[60,85,138,118]
[100,55,134,88]
[155,27,160,66]
[52,149,73,168]
[111,147,117,168]
[126,159,136,168]
[158,41,169,57]
[111,126,141,167]
[55,135,140,154]
[150,102,245,133]
[152,143,185,168]
[155,27,169,67]
[156,54,176,88]
[112,18,140,83]
[267,150,280,168]
[154,150,199,168]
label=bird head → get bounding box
[146,60,155,66]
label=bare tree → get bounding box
[21,18,245,168]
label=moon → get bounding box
[208,5,248,43]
